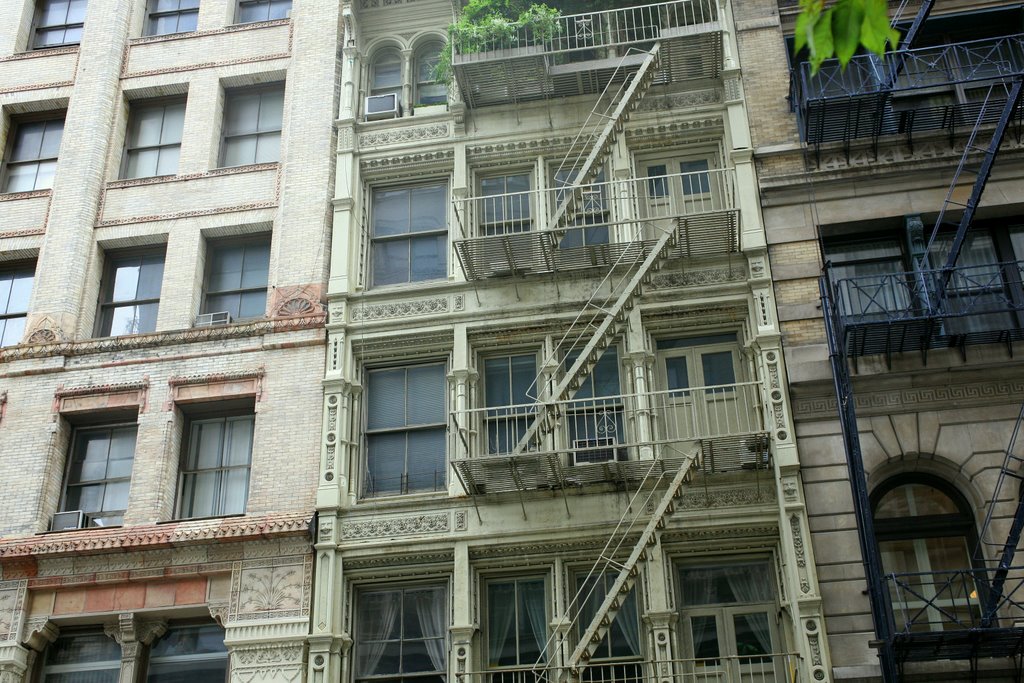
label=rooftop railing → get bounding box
[451,0,720,64]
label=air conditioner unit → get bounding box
[51,510,93,531]
[571,438,625,465]
[365,93,401,121]
[195,311,233,327]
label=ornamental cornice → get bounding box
[349,294,465,322]
[127,18,288,47]
[0,315,324,363]
[676,485,776,509]
[343,549,454,572]
[168,368,264,387]
[635,89,723,112]
[792,377,1024,421]
[358,122,450,148]
[340,511,469,540]
[359,150,454,177]
[649,266,747,290]
[54,380,149,399]
[104,163,279,191]
[469,537,621,560]
[466,135,577,162]
[0,512,312,559]
[661,524,779,544]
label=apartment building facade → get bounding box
[741,0,1024,680]
[0,0,338,680]
[312,3,831,683]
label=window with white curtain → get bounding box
[356,585,447,683]
[365,363,446,496]
[486,577,546,669]
[678,562,777,668]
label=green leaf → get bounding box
[832,0,865,66]
[859,0,896,56]
[809,8,834,73]
[794,10,810,55]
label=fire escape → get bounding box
[796,1,1024,679]
[448,0,777,680]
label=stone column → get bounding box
[25,0,135,342]
[623,308,656,460]
[307,513,348,683]
[450,542,477,683]
[105,613,167,683]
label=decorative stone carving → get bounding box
[0,581,26,642]
[341,513,450,539]
[270,284,326,318]
[350,295,460,322]
[25,315,64,344]
[637,89,722,111]
[650,267,746,289]
[229,556,313,622]
[676,486,775,509]
[359,122,449,147]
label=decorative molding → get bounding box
[793,377,1024,420]
[359,122,450,148]
[229,555,313,622]
[270,284,326,318]
[662,524,779,543]
[360,149,454,178]
[650,267,746,289]
[350,294,464,322]
[0,47,78,96]
[0,227,46,241]
[0,190,50,203]
[104,163,278,191]
[341,513,450,540]
[343,550,454,572]
[676,485,776,509]
[0,46,77,62]
[360,0,425,9]
[0,315,324,363]
[0,513,311,559]
[127,18,288,47]
[54,379,149,415]
[636,89,722,112]
[0,580,26,642]
[167,368,265,388]
[467,135,576,162]
[625,119,724,147]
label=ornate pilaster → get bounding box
[643,610,678,683]
[105,613,167,683]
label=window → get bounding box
[679,562,777,672]
[203,238,271,321]
[220,86,284,167]
[41,632,121,682]
[576,571,641,683]
[32,0,86,49]
[123,100,186,178]
[371,183,447,286]
[483,354,537,454]
[415,43,446,107]
[370,49,403,104]
[825,239,910,321]
[553,167,609,249]
[564,348,624,464]
[2,118,64,193]
[97,250,165,337]
[355,585,447,683]
[872,474,981,630]
[480,173,532,236]
[145,0,198,36]
[365,363,446,496]
[61,425,136,527]
[147,624,228,682]
[178,414,254,518]
[0,265,33,347]
[642,157,717,224]
[237,0,290,22]
[486,578,546,669]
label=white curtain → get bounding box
[724,572,772,655]
[358,591,401,676]
[522,582,548,663]
[617,593,641,657]
[414,588,448,674]
[488,583,517,665]
[680,569,716,658]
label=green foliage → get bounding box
[435,2,561,83]
[795,0,900,73]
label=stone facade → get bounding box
[742,0,1024,680]
[0,0,335,679]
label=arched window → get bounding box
[415,42,447,107]
[369,48,403,114]
[872,474,981,629]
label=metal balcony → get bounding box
[885,567,1024,662]
[822,260,1024,363]
[452,0,723,108]
[455,655,801,683]
[793,34,1024,147]
[452,168,738,281]
[450,381,769,497]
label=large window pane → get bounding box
[357,586,447,683]
[62,425,137,526]
[221,87,284,166]
[203,240,270,321]
[371,183,447,287]
[178,415,254,518]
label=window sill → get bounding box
[128,19,289,46]
[106,163,277,189]
[356,490,451,509]
[412,104,449,117]
[0,188,51,201]
[161,513,247,525]
[38,523,124,535]
[19,44,80,57]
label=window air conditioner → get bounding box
[365,94,401,121]
[571,438,624,465]
[195,311,233,327]
[51,510,93,531]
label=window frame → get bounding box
[59,422,138,528]
[481,351,540,456]
[31,0,86,50]
[201,236,271,322]
[549,164,610,249]
[176,412,255,520]
[219,84,285,168]
[414,42,447,108]
[0,262,34,347]
[95,248,166,338]
[146,622,229,682]
[354,583,449,683]
[40,630,123,681]
[483,575,549,670]
[1,115,65,194]
[236,0,291,24]
[572,569,642,663]
[121,98,187,179]
[477,171,535,237]
[363,360,448,497]
[144,0,199,36]
[369,180,449,288]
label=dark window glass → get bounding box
[62,425,137,526]
[203,239,270,321]
[371,183,447,286]
[3,118,64,192]
[0,266,34,347]
[221,87,284,167]
[98,251,165,336]
[178,415,254,518]
[33,0,87,49]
